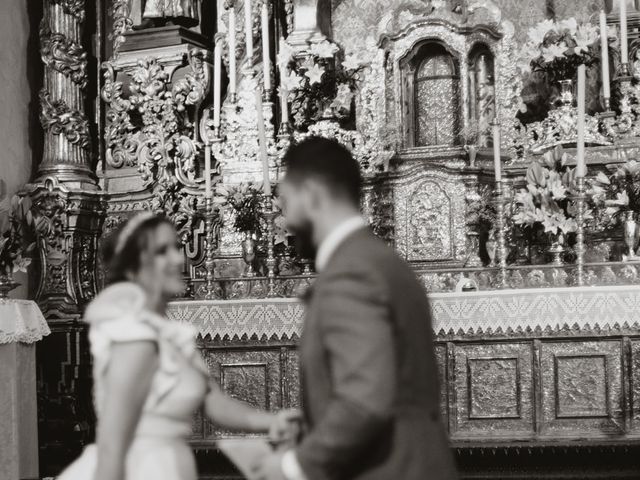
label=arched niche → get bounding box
[400,40,461,148]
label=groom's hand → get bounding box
[269,409,303,446]
[254,451,286,480]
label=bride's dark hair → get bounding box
[101,214,173,285]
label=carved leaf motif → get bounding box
[39,22,88,88]
[51,0,86,21]
[39,90,90,149]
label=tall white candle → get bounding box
[204,144,212,197]
[254,89,272,197]
[228,6,237,97]
[280,83,289,122]
[261,0,271,91]
[213,38,222,128]
[600,10,611,100]
[620,0,628,64]
[244,0,253,61]
[576,64,586,177]
[492,122,501,182]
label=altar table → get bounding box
[168,285,640,447]
[0,299,50,480]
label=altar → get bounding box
[19,0,640,478]
[169,285,640,446]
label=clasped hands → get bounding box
[254,409,304,480]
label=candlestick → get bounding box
[576,64,586,178]
[228,5,237,102]
[204,144,212,197]
[493,180,509,289]
[213,36,222,129]
[204,196,217,300]
[599,10,611,101]
[261,0,271,95]
[262,194,277,297]
[244,0,253,61]
[620,0,628,65]
[573,176,587,286]
[254,89,272,197]
[492,120,501,182]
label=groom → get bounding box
[256,137,457,480]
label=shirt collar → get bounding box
[315,216,366,272]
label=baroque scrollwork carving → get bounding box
[102,49,208,190]
[109,0,133,55]
[39,90,91,149]
[51,0,86,21]
[39,22,88,88]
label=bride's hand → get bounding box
[268,408,303,446]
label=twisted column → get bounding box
[38,0,96,187]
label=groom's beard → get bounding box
[291,221,317,260]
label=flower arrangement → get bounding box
[513,146,588,236]
[278,40,366,130]
[518,18,599,82]
[214,183,264,237]
[215,183,292,251]
[0,189,35,278]
[589,160,640,223]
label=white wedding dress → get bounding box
[58,282,209,480]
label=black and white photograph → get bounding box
[2,1,640,479]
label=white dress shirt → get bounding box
[281,215,367,480]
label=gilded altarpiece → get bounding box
[29,0,640,479]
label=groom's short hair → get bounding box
[282,136,362,206]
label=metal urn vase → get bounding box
[241,234,257,277]
[547,232,566,266]
[0,274,19,299]
[623,210,639,258]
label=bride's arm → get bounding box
[204,383,301,438]
[204,382,274,432]
[94,341,158,480]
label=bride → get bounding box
[58,213,298,480]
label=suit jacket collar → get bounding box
[315,216,367,272]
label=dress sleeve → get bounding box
[85,282,158,344]
[85,282,159,414]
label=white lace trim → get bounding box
[0,299,50,344]
[167,285,640,339]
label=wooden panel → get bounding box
[451,342,534,439]
[539,341,623,438]
[202,349,282,438]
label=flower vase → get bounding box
[464,144,478,167]
[623,210,639,259]
[557,79,574,108]
[546,232,566,266]
[485,237,497,266]
[241,235,257,277]
[0,274,19,299]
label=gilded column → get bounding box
[26,0,106,320]
[38,0,96,188]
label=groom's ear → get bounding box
[299,284,315,303]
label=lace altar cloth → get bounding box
[167,286,640,340]
[0,299,50,344]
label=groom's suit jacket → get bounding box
[295,228,458,480]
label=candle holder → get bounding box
[262,194,278,297]
[199,107,223,144]
[573,176,587,286]
[619,62,632,80]
[204,195,218,300]
[492,180,509,289]
[277,120,292,140]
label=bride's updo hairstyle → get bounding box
[101,213,173,285]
